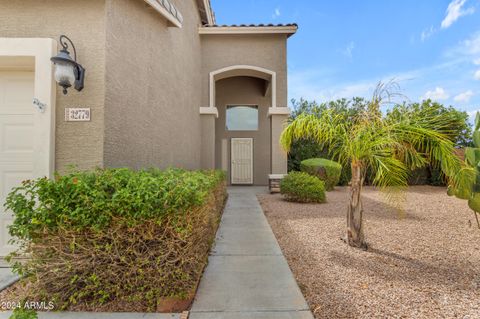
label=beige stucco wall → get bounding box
[1,0,291,176]
[202,34,290,179]
[0,0,106,172]
[271,114,289,174]
[201,115,216,169]
[103,0,204,170]
[215,76,271,185]
[201,34,288,108]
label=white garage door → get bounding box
[0,71,35,257]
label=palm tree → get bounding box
[280,82,461,249]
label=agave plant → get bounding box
[280,82,462,248]
[448,112,480,228]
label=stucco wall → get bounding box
[202,34,290,179]
[0,0,106,172]
[215,76,271,185]
[103,0,204,170]
[201,34,288,108]
[271,114,289,174]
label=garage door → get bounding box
[0,71,35,257]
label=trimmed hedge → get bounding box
[4,168,227,311]
[300,158,342,191]
[280,172,326,203]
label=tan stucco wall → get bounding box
[1,1,291,175]
[201,115,216,169]
[202,34,290,178]
[0,0,106,172]
[215,76,271,185]
[103,0,204,170]
[271,114,289,174]
[201,34,288,108]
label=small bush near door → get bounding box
[3,168,227,312]
[300,158,342,191]
[280,171,326,203]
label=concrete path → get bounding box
[189,187,313,319]
[0,312,180,319]
[0,267,18,291]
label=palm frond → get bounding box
[280,110,348,161]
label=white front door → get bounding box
[0,70,36,257]
[231,138,253,185]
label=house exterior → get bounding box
[0,0,296,256]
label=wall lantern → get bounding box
[50,35,85,95]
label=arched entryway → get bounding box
[200,65,289,186]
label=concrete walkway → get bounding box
[0,267,18,291]
[189,187,313,319]
[0,312,179,319]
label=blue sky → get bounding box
[211,0,480,117]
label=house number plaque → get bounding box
[65,108,91,122]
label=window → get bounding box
[226,105,258,131]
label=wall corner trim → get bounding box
[200,106,219,117]
[268,107,290,116]
[0,37,56,178]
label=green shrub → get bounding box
[9,308,37,319]
[6,168,225,240]
[287,139,325,172]
[280,172,326,203]
[4,168,227,311]
[300,158,342,191]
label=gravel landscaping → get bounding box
[258,186,480,319]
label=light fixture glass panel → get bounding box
[54,62,75,87]
[226,105,259,131]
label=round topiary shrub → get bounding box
[300,158,342,191]
[280,171,326,203]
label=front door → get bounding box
[231,138,253,185]
[0,70,35,257]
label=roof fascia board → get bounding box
[199,26,297,36]
[203,0,215,25]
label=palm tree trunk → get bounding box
[347,162,367,249]
[474,211,480,229]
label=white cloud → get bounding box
[341,41,355,59]
[475,69,480,80]
[474,58,480,65]
[421,26,436,42]
[445,31,480,59]
[288,67,422,104]
[288,69,375,103]
[272,8,281,18]
[441,0,475,29]
[454,90,474,102]
[422,87,449,101]
[462,32,480,55]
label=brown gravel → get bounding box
[258,186,480,319]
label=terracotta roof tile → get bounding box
[203,23,298,28]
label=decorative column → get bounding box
[199,107,218,169]
[269,107,289,193]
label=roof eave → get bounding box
[199,25,298,37]
[197,0,215,25]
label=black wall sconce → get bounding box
[51,35,85,95]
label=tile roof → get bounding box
[202,23,298,28]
